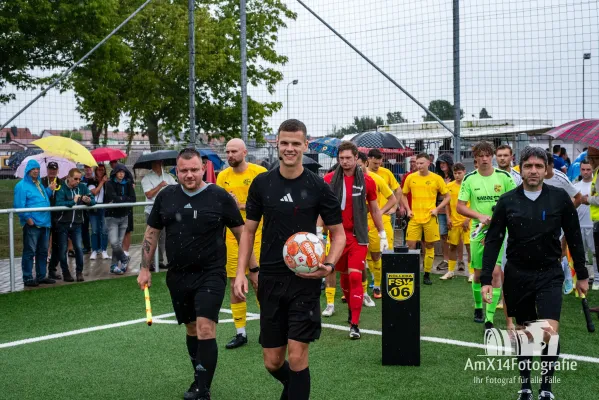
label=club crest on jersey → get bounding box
[494,184,502,193]
[244,178,251,185]
[386,273,414,301]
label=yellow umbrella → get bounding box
[32,136,98,167]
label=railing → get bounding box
[0,202,155,292]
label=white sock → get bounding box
[124,251,129,257]
[373,286,380,290]
[237,327,246,337]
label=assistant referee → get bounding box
[481,146,589,400]
[235,119,346,400]
[137,148,257,400]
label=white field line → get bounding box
[1,310,598,365]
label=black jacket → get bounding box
[104,178,136,218]
[481,184,588,286]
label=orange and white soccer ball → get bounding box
[283,232,326,273]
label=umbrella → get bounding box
[357,146,413,155]
[133,150,179,169]
[308,137,342,158]
[350,130,406,150]
[546,119,599,148]
[32,136,97,167]
[15,153,76,178]
[90,148,127,163]
[197,148,224,170]
[7,148,43,169]
[269,155,322,173]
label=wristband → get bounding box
[324,262,335,274]
[249,266,260,273]
[378,230,387,239]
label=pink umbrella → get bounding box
[15,153,76,178]
[546,119,599,147]
[90,148,127,162]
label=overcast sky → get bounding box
[2,0,598,139]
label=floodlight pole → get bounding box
[240,0,248,143]
[583,53,591,118]
[453,0,461,162]
[188,0,197,147]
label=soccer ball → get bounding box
[283,232,325,273]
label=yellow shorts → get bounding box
[406,217,440,243]
[226,232,261,278]
[367,217,394,253]
[447,225,470,246]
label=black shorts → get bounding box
[126,209,134,233]
[503,263,563,325]
[166,268,226,325]
[258,274,321,348]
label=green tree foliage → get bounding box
[386,111,406,124]
[60,130,83,142]
[423,100,464,121]
[479,107,491,119]
[330,115,386,138]
[0,0,116,104]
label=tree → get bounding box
[423,100,463,121]
[0,0,118,104]
[386,111,406,124]
[60,130,83,142]
[330,115,385,138]
[479,108,491,119]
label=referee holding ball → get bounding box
[481,146,589,400]
[235,119,346,400]
[137,148,257,400]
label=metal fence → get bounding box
[0,202,156,293]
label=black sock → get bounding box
[517,355,533,391]
[288,367,310,400]
[268,360,290,385]
[186,335,198,373]
[540,343,560,393]
[196,338,218,394]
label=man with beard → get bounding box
[138,148,257,400]
[482,146,588,400]
[216,138,266,349]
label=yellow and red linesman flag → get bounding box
[144,284,152,326]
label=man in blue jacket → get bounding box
[13,159,56,287]
[55,168,96,282]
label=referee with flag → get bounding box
[138,148,257,400]
[481,146,588,400]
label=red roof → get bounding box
[0,127,34,140]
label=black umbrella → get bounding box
[7,148,43,169]
[133,150,179,169]
[350,130,404,149]
[269,155,322,173]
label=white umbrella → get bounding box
[15,153,77,178]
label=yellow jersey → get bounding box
[402,172,448,224]
[372,166,400,192]
[216,163,267,221]
[446,180,468,225]
[366,171,394,220]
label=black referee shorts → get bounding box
[258,273,322,348]
[503,263,564,326]
[166,268,227,325]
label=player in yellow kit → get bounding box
[366,149,401,298]
[216,138,266,349]
[440,162,472,280]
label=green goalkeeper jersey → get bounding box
[457,168,517,233]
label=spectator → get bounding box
[80,165,95,254]
[560,147,571,170]
[14,160,56,287]
[109,161,134,257]
[141,160,176,270]
[55,168,96,282]
[428,153,435,172]
[87,164,110,260]
[552,144,567,173]
[434,153,455,271]
[41,162,63,280]
[105,164,136,275]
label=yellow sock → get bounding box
[448,260,456,272]
[325,287,336,305]
[256,298,260,310]
[468,265,474,275]
[424,247,434,273]
[231,302,247,330]
[362,279,368,294]
[372,258,382,288]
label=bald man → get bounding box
[216,139,266,349]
